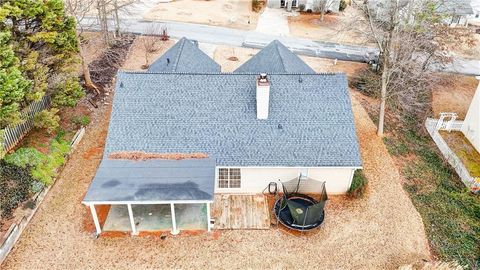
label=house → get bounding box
[461,80,480,152]
[82,38,362,235]
[468,0,480,26]
[367,0,473,27]
[267,0,341,13]
[438,0,474,26]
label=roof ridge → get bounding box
[274,41,289,73]
[171,38,186,72]
[118,70,345,76]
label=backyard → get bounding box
[1,40,432,269]
[352,72,480,266]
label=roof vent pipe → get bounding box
[256,73,270,119]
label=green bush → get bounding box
[33,108,60,134]
[4,139,70,186]
[71,115,90,126]
[3,147,44,168]
[30,139,70,185]
[52,77,85,107]
[348,170,368,198]
[339,0,347,11]
[0,161,35,219]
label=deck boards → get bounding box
[211,194,271,230]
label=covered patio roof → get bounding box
[82,158,216,204]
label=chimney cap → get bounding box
[258,73,268,83]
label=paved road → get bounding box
[80,17,480,76]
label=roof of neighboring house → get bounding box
[82,158,216,203]
[234,40,315,74]
[105,72,362,167]
[147,37,221,73]
[438,0,474,15]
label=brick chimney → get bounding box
[256,73,270,119]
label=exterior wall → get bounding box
[267,0,281,8]
[215,167,357,195]
[461,81,480,153]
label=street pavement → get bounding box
[79,16,480,76]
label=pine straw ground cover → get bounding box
[1,91,431,269]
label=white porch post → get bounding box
[206,202,212,232]
[127,203,137,235]
[89,204,102,235]
[170,203,179,235]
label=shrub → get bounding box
[52,77,85,107]
[348,170,368,198]
[3,147,44,168]
[71,115,90,126]
[30,139,70,185]
[351,68,381,98]
[252,0,264,12]
[33,108,60,134]
[0,161,35,220]
[298,3,306,11]
[4,139,70,186]
[339,0,347,11]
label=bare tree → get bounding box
[64,0,100,95]
[350,0,474,136]
[313,0,335,21]
[140,23,164,68]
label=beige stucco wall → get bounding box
[461,81,480,153]
[215,167,357,195]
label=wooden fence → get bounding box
[1,95,51,152]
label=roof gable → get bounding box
[234,40,315,74]
[147,37,221,73]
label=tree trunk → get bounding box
[78,38,100,95]
[113,0,121,38]
[97,0,109,45]
[377,68,387,136]
[320,10,325,21]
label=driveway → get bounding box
[255,8,290,36]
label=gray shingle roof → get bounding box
[82,158,216,203]
[234,40,315,74]
[106,72,362,167]
[147,37,221,73]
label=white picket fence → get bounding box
[426,118,480,193]
[1,95,51,151]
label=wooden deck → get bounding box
[211,194,271,230]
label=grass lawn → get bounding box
[383,122,480,268]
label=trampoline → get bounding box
[273,177,328,231]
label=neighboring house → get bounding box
[82,38,362,235]
[461,80,480,153]
[367,0,473,27]
[468,0,480,26]
[438,0,474,26]
[267,0,341,13]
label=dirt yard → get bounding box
[288,7,373,46]
[144,0,260,30]
[431,74,478,119]
[2,46,431,269]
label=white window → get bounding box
[218,168,241,188]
